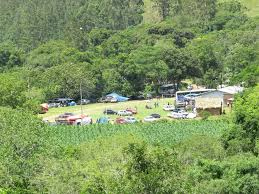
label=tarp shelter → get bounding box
[106,93,129,102]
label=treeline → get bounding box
[0,0,258,112]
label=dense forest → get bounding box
[0,0,258,111]
[0,0,259,193]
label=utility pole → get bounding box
[80,80,83,115]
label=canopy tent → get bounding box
[106,92,129,102]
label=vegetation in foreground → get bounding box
[0,86,258,193]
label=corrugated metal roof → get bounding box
[218,86,244,94]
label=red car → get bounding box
[55,113,75,125]
[126,108,137,114]
[116,117,127,124]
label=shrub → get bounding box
[0,107,52,192]
[200,111,211,120]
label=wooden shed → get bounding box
[195,91,223,116]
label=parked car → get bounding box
[126,108,137,114]
[150,113,161,118]
[68,101,77,106]
[66,114,92,125]
[163,105,175,111]
[124,117,138,124]
[144,116,159,122]
[117,110,133,116]
[186,112,197,119]
[55,113,75,124]
[78,99,90,105]
[48,102,60,108]
[116,117,127,124]
[103,96,115,103]
[103,109,118,115]
[172,108,184,113]
[167,111,188,119]
[110,97,118,103]
[71,116,92,126]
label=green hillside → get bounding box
[144,0,259,22]
[220,0,259,17]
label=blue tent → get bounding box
[106,92,129,102]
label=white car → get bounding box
[163,105,175,111]
[110,97,118,103]
[168,111,188,119]
[186,112,197,119]
[75,117,93,125]
[144,116,159,122]
[117,110,133,116]
[125,117,138,124]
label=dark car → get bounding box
[103,109,118,115]
[172,108,184,113]
[150,114,161,118]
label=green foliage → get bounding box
[187,154,259,193]
[26,40,93,69]
[0,0,144,50]
[39,63,96,100]
[49,120,227,146]
[222,85,259,154]
[122,143,184,193]
[0,42,24,72]
[200,111,212,120]
[0,107,52,192]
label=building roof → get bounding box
[218,86,244,95]
[196,90,224,98]
[176,89,216,94]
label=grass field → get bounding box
[50,119,229,146]
[41,98,176,122]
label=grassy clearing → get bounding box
[41,98,175,122]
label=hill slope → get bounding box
[143,0,259,23]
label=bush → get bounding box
[200,111,211,120]
[0,107,52,192]
[222,85,259,154]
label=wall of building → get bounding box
[197,107,222,116]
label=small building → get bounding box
[159,84,177,97]
[195,91,223,116]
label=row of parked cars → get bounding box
[54,113,93,125]
[103,108,137,116]
[49,103,197,126]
